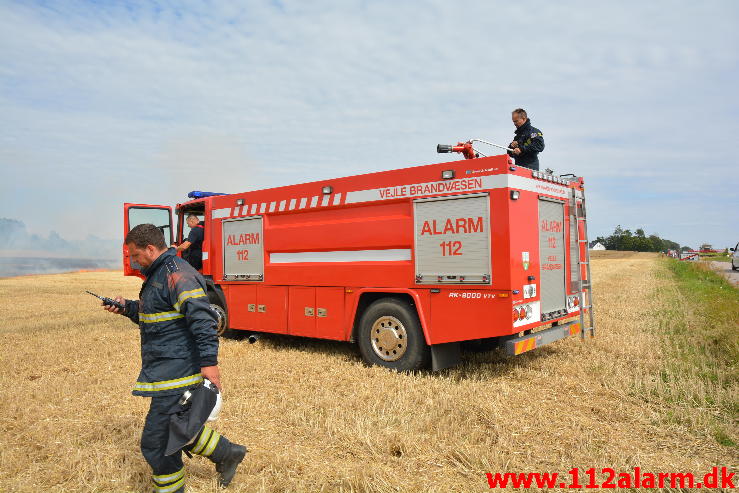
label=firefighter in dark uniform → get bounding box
[508,108,545,170]
[104,224,246,492]
[175,214,205,270]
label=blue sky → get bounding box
[1,0,738,251]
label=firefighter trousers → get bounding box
[142,394,233,493]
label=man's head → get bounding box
[512,108,528,128]
[125,223,167,269]
[186,214,200,228]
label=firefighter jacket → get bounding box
[123,248,219,397]
[508,119,545,170]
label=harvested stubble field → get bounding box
[0,253,736,492]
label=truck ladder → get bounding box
[572,187,595,338]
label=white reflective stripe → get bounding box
[259,203,266,213]
[299,197,307,209]
[140,311,185,323]
[508,174,569,198]
[134,373,203,392]
[271,248,412,263]
[174,288,207,311]
[201,251,208,260]
[269,201,276,212]
[289,198,296,210]
[332,193,342,205]
[191,427,212,454]
[202,431,221,457]
[344,174,569,204]
[177,288,205,300]
[155,477,185,493]
[309,196,319,207]
[212,208,231,219]
[153,468,185,484]
[279,200,286,211]
[320,195,330,206]
[249,204,257,214]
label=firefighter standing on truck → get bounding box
[104,223,246,492]
[174,214,205,270]
[508,108,544,170]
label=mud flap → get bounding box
[430,342,461,371]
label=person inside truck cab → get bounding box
[174,214,205,270]
[508,108,545,170]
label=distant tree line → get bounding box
[594,225,685,252]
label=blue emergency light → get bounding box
[188,191,227,199]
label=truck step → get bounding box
[505,321,582,356]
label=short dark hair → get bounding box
[512,108,527,118]
[125,224,167,249]
[187,213,199,220]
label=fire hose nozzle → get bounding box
[437,144,453,153]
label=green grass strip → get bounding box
[661,259,738,447]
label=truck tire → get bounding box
[358,298,429,371]
[210,303,229,336]
[207,291,231,337]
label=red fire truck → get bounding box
[123,145,595,371]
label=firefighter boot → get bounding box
[215,443,247,487]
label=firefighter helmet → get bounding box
[203,379,222,422]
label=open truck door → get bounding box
[123,203,173,277]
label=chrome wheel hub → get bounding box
[370,316,407,361]
[210,304,228,336]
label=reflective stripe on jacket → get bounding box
[124,248,219,397]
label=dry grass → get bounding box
[587,250,656,260]
[0,258,736,492]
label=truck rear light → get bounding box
[573,297,579,307]
[513,309,520,322]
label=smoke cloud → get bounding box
[0,218,120,276]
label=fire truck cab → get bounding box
[123,152,594,371]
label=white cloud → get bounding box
[0,0,737,248]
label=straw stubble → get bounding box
[0,254,734,492]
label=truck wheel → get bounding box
[207,290,233,338]
[210,303,230,337]
[358,298,429,371]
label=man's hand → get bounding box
[103,296,126,315]
[174,240,192,253]
[509,141,519,149]
[201,366,222,391]
[512,148,522,155]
